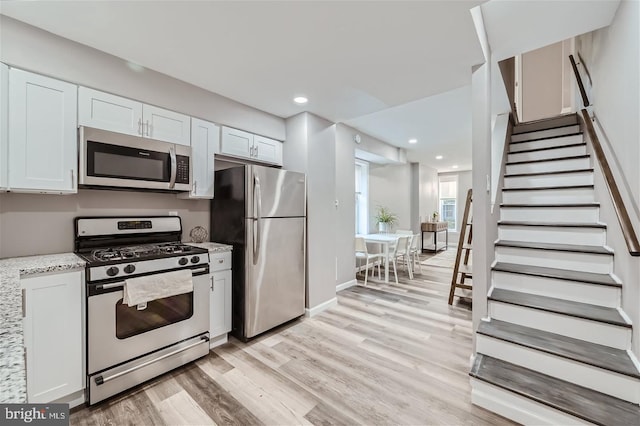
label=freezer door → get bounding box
[244,216,305,337]
[246,165,306,218]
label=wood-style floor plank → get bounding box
[71,253,513,425]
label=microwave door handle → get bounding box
[169,146,177,189]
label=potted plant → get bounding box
[375,206,398,233]
[431,211,439,222]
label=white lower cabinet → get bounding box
[22,270,84,403]
[209,251,232,344]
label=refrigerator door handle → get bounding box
[253,175,262,265]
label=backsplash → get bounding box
[0,190,209,258]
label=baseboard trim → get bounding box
[471,378,584,425]
[305,297,338,318]
[209,333,228,349]
[336,279,357,292]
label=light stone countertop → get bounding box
[0,253,85,403]
[185,242,233,253]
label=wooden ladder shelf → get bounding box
[448,189,472,305]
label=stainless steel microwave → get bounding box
[79,126,191,192]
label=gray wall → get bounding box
[419,164,439,226]
[335,124,356,287]
[369,164,412,233]
[0,191,209,258]
[284,113,337,310]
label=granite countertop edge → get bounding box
[185,242,233,253]
[0,252,86,404]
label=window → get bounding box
[355,160,369,234]
[439,176,457,231]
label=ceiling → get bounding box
[0,0,487,171]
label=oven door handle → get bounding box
[95,268,208,290]
[168,146,177,189]
[94,335,210,386]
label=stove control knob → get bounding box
[190,256,200,264]
[106,266,119,277]
[124,265,136,274]
[178,257,188,266]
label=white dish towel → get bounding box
[123,269,193,307]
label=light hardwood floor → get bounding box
[71,252,513,425]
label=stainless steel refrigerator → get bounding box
[210,165,306,340]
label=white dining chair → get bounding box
[389,235,411,284]
[409,233,422,275]
[355,237,382,286]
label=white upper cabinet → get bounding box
[78,87,143,137]
[9,69,78,194]
[143,104,191,146]
[220,126,283,166]
[78,87,191,146]
[254,134,283,165]
[0,63,8,191]
[178,118,219,199]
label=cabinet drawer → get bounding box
[210,251,231,272]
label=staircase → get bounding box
[470,113,640,425]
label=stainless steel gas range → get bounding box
[74,216,211,405]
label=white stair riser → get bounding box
[506,157,591,175]
[500,206,600,223]
[495,246,612,274]
[504,172,593,189]
[498,226,606,246]
[471,379,588,426]
[511,125,581,143]
[488,301,630,349]
[492,271,620,308]
[509,134,583,153]
[508,145,586,163]
[477,335,640,403]
[502,188,594,204]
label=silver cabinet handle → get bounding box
[249,146,254,157]
[210,275,214,291]
[254,145,259,157]
[145,120,151,136]
[193,180,197,195]
[168,146,177,189]
[217,259,224,264]
[70,169,75,190]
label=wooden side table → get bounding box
[421,221,448,253]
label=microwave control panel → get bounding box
[176,156,190,184]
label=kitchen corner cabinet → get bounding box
[209,252,232,340]
[0,63,8,191]
[78,87,191,146]
[9,69,78,194]
[22,270,84,403]
[220,126,283,166]
[178,118,219,199]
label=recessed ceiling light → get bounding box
[408,138,417,144]
[293,96,308,104]
[435,155,443,160]
[452,165,459,169]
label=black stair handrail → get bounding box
[569,55,640,256]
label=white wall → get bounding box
[335,124,356,287]
[369,164,412,233]
[576,0,640,355]
[438,170,473,242]
[419,164,439,226]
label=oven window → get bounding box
[88,141,170,182]
[115,293,193,339]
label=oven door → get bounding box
[79,126,191,191]
[87,267,209,374]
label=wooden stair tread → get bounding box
[501,202,600,208]
[489,288,629,327]
[506,154,589,165]
[510,132,583,144]
[495,240,613,255]
[505,168,594,178]
[492,262,619,287]
[508,142,586,155]
[477,320,640,379]
[498,220,606,229]
[502,184,593,192]
[470,354,640,426]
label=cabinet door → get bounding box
[0,63,8,190]
[254,134,283,166]
[23,270,83,403]
[220,126,253,159]
[210,269,232,337]
[143,104,191,146]
[9,69,78,193]
[179,118,219,199]
[78,87,143,136]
